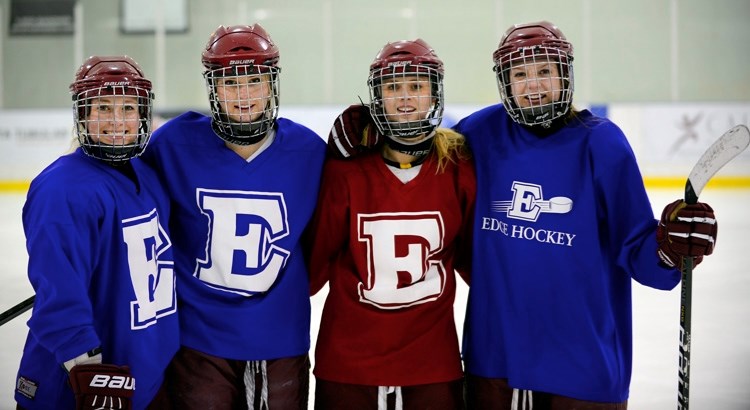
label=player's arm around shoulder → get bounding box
[305,157,355,295]
[326,103,383,159]
[452,131,476,285]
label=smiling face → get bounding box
[379,75,435,125]
[85,95,141,145]
[215,73,272,123]
[508,58,563,108]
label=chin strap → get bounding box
[211,120,267,146]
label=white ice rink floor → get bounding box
[1,188,748,409]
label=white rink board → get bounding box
[1,103,750,183]
[0,110,74,181]
[608,103,750,177]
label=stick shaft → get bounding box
[677,257,692,409]
[676,124,749,409]
[0,295,35,327]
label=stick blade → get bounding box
[685,124,750,203]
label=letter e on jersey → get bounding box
[122,208,176,330]
[195,189,290,296]
[357,212,446,309]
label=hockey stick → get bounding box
[0,295,35,327]
[677,124,749,410]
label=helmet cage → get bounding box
[493,22,574,127]
[367,39,444,140]
[494,47,574,127]
[201,24,281,145]
[368,62,444,139]
[70,57,153,163]
[203,64,281,145]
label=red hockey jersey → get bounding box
[308,149,475,386]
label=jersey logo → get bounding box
[195,189,290,296]
[121,209,176,330]
[492,181,572,221]
[357,212,446,310]
[482,181,577,247]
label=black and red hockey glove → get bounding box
[657,199,718,269]
[327,104,383,158]
[69,364,135,410]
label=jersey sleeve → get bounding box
[23,177,104,364]
[306,159,352,295]
[590,121,680,290]
[453,156,476,284]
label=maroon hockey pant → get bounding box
[167,346,309,409]
[465,374,627,410]
[314,377,464,410]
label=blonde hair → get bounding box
[431,127,470,173]
[66,128,80,154]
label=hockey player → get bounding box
[457,21,717,409]
[15,56,178,410]
[139,24,325,408]
[324,21,718,410]
[307,39,475,409]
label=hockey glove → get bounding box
[327,104,383,158]
[657,199,717,269]
[69,364,135,410]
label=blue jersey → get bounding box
[15,149,179,410]
[141,111,325,360]
[455,104,680,402]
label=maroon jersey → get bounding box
[308,148,476,386]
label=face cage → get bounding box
[495,48,574,127]
[368,66,444,139]
[204,65,280,145]
[73,86,153,163]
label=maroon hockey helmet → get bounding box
[369,39,444,77]
[368,39,445,139]
[201,24,281,145]
[201,24,280,72]
[70,55,153,163]
[492,21,575,127]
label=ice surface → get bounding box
[1,188,748,409]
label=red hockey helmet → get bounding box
[369,38,444,77]
[201,24,280,71]
[202,24,281,145]
[70,55,153,163]
[492,21,574,127]
[367,39,445,139]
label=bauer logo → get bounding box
[90,374,136,390]
[491,181,572,222]
[103,81,130,86]
[230,59,255,65]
